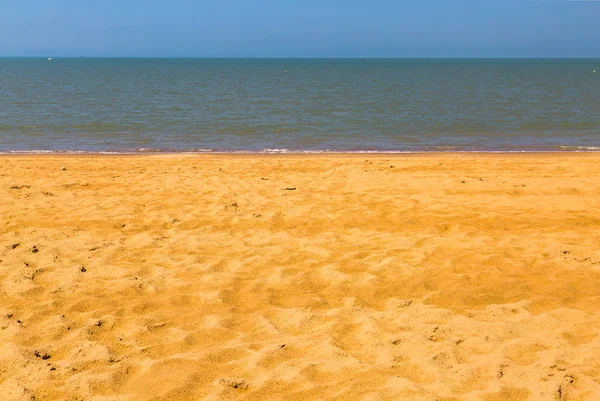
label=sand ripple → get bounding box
[1,154,600,400]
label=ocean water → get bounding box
[0,58,599,153]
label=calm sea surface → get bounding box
[1,58,599,152]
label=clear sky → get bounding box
[1,0,599,58]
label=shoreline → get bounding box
[1,150,600,157]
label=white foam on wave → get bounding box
[0,150,131,155]
[559,146,600,151]
[2,147,600,155]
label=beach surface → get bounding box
[1,154,600,400]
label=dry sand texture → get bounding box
[1,154,600,400]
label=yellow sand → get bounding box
[1,154,600,401]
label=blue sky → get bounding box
[1,0,599,57]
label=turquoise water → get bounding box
[0,58,599,152]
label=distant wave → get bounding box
[559,146,600,151]
[2,147,600,155]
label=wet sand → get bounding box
[1,154,600,400]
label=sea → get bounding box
[1,58,599,153]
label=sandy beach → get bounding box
[1,154,600,400]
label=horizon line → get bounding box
[1,56,600,60]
